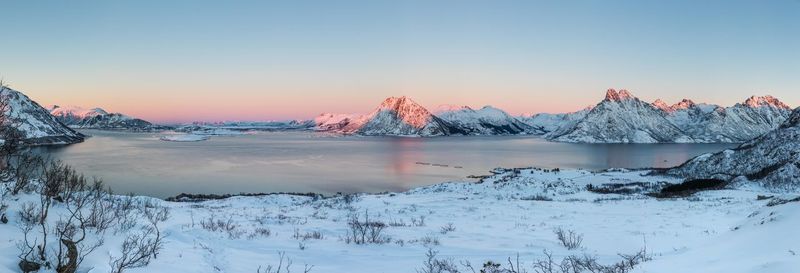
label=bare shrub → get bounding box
[419,235,441,247]
[200,214,243,239]
[440,223,456,234]
[554,227,583,250]
[18,202,40,226]
[9,152,43,195]
[417,249,459,273]
[109,199,169,273]
[521,194,553,202]
[109,227,161,273]
[248,227,272,239]
[344,210,390,245]
[411,215,426,227]
[112,194,138,233]
[530,248,650,273]
[293,228,323,241]
[139,200,169,258]
[257,252,314,273]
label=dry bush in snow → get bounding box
[554,227,583,250]
[344,210,391,245]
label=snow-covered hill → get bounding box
[313,113,358,131]
[667,107,800,191]
[0,87,84,145]
[518,107,591,133]
[50,105,160,131]
[339,96,464,136]
[547,89,691,143]
[435,105,542,135]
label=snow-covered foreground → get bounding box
[1,169,797,273]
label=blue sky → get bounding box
[1,0,798,122]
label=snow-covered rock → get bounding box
[667,107,800,191]
[547,89,691,143]
[1,87,84,145]
[435,105,542,135]
[339,96,464,136]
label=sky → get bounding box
[1,0,799,123]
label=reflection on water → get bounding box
[387,137,422,178]
[38,130,737,198]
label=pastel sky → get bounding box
[2,0,798,123]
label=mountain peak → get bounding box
[372,96,436,129]
[379,96,417,110]
[744,95,791,110]
[652,99,672,112]
[604,88,634,102]
[671,99,696,110]
[435,104,473,113]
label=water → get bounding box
[39,130,736,198]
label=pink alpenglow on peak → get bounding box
[49,105,109,119]
[434,104,473,114]
[652,99,672,112]
[671,99,696,111]
[743,95,792,110]
[373,96,436,129]
[652,99,697,113]
[604,89,634,101]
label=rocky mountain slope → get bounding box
[0,87,84,145]
[435,105,542,135]
[659,96,792,143]
[666,107,800,191]
[544,89,792,143]
[547,89,691,143]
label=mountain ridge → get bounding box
[0,87,84,145]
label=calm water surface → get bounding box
[39,130,736,198]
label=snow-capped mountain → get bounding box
[547,89,691,143]
[49,105,108,124]
[76,113,156,131]
[658,96,792,143]
[667,107,800,191]
[339,96,464,136]
[0,87,84,145]
[435,105,542,135]
[49,105,160,131]
[518,107,591,133]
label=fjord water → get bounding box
[39,130,736,198]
